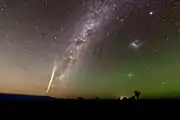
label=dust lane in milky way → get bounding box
[0,0,180,98]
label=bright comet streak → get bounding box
[45,63,57,95]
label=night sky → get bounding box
[0,0,180,99]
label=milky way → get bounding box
[46,0,120,95]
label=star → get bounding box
[128,73,134,78]
[53,36,57,40]
[120,19,124,22]
[165,36,169,40]
[149,11,154,15]
[161,81,165,85]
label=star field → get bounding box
[0,0,180,98]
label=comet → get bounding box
[45,61,57,95]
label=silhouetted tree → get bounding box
[134,91,141,99]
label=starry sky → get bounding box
[0,0,180,99]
